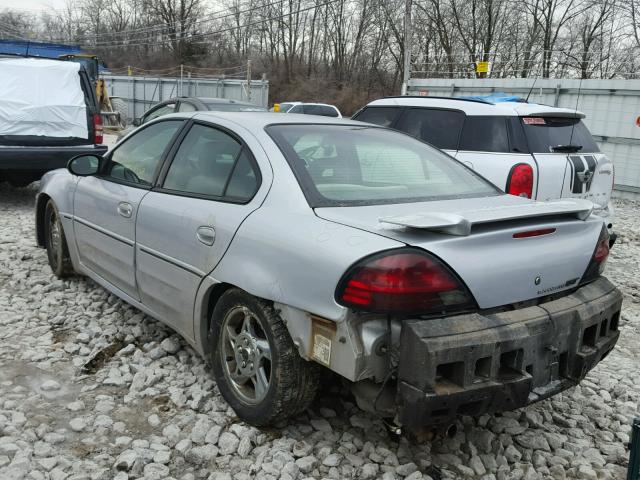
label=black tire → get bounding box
[210,288,320,426]
[44,200,75,278]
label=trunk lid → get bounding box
[534,152,613,210]
[521,115,613,209]
[315,195,603,309]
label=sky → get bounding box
[0,0,67,13]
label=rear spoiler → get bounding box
[379,199,594,236]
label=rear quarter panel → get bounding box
[455,151,538,196]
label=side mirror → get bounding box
[68,154,102,176]
[132,118,141,127]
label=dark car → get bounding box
[133,97,267,126]
[0,57,107,187]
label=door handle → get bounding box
[196,226,216,246]
[117,202,133,218]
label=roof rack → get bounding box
[382,95,494,105]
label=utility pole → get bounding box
[246,59,252,102]
[180,64,184,96]
[401,0,412,95]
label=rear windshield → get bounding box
[303,105,339,117]
[267,124,499,207]
[521,117,599,153]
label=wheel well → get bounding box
[35,193,51,248]
[200,282,275,360]
[201,282,234,360]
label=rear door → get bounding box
[454,116,538,196]
[521,117,612,207]
[134,120,268,339]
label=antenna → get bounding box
[525,68,540,103]
[568,76,583,148]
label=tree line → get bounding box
[1,0,639,112]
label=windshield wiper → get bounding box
[551,144,582,153]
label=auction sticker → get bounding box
[312,334,332,366]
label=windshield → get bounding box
[204,102,266,112]
[267,124,500,207]
[521,117,599,153]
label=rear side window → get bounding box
[162,124,259,201]
[521,117,599,153]
[353,107,401,127]
[395,108,465,150]
[459,116,509,152]
[303,105,339,117]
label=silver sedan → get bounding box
[36,112,622,433]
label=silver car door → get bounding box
[73,120,184,300]
[135,121,269,340]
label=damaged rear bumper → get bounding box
[397,277,622,427]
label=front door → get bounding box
[73,119,184,299]
[135,121,267,339]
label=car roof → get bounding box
[169,111,364,127]
[366,96,585,118]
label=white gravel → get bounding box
[0,182,638,480]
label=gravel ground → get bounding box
[0,182,638,480]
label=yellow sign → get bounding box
[476,61,490,74]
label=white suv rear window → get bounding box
[521,117,599,153]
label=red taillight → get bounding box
[581,225,610,284]
[506,163,534,198]
[93,113,103,144]
[336,250,475,315]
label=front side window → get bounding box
[288,105,304,113]
[395,108,465,150]
[521,117,599,153]
[459,116,510,152]
[267,124,499,206]
[107,120,182,186]
[143,103,176,123]
[353,106,402,127]
[162,124,259,201]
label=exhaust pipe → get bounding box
[401,423,458,443]
[441,423,458,438]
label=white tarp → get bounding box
[0,58,88,139]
